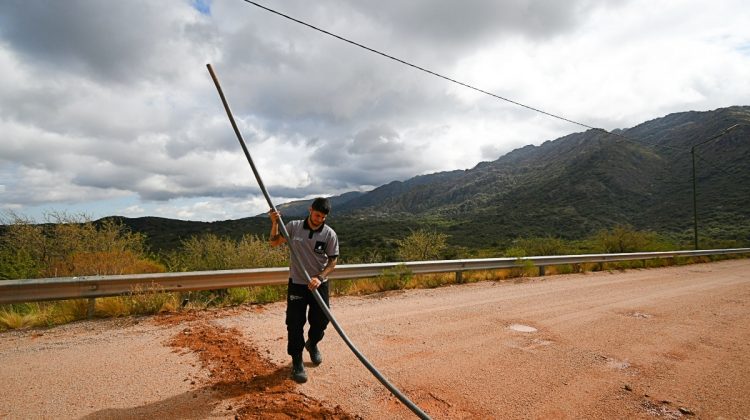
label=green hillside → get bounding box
[333,106,750,245]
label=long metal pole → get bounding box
[206,64,430,420]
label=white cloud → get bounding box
[0,0,748,221]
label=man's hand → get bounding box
[308,276,322,291]
[269,209,281,224]
[268,210,285,246]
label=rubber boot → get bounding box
[305,340,323,365]
[291,354,307,383]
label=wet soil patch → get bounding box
[168,320,356,419]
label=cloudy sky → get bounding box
[1,0,748,222]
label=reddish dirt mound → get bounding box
[168,319,356,419]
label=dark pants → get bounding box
[286,279,330,356]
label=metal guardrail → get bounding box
[1,248,749,305]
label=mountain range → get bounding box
[277,106,749,241]
[112,106,750,252]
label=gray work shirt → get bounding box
[285,219,339,285]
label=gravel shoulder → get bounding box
[2,259,749,419]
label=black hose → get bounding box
[206,64,431,420]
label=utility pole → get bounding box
[691,146,698,249]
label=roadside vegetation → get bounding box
[1,214,745,331]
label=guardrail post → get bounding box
[455,271,463,284]
[539,265,546,276]
[87,298,96,319]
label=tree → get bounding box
[396,229,448,261]
[591,225,668,253]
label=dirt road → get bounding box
[2,259,749,419]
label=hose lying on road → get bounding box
[206,63,431,420]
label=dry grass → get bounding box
[0,310,39,330]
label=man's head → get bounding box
[308,197,331,229]
[310,197,331,215]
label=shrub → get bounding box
[414,273,453,288]
[166,234,288,271]
[0,308,38,330]
[511,257,537,278]
[503,247,539,277]
[47,299,90,325]
[553,264,576,275]
[503,247,526,258]
[95,297,131,318]
[514,236,570,256]
[48,250,165,277]
[227,287,252,305]
[0,214,46,279]
[124,284,178,315]
[0,212,162,279]
[396,229,448,261]
[589,225,671,253]
[248,285,285,304]
[375,264,412,291]
[329,279,355,296]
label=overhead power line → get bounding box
[239,1,733,155]
[242,0,597,131]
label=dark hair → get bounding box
[311,197,331,214]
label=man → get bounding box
[269,197,339,383]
